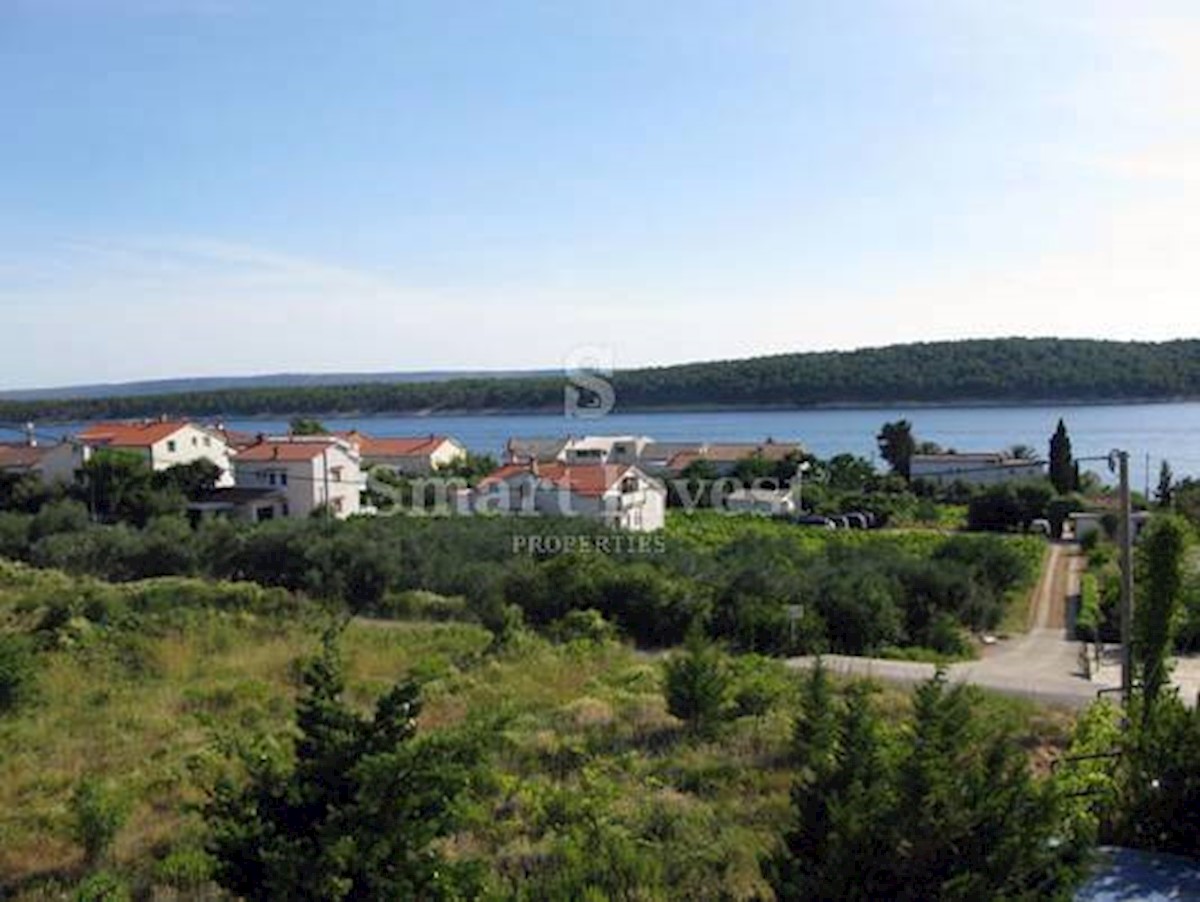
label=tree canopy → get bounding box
[5,338,1200,420]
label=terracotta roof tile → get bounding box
[478,462,634,498]
[0,444,51,469]
[79,420,191,448]
[235,439,341,463]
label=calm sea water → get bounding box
[200,402,1200,493]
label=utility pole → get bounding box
[1114,450,1135,706]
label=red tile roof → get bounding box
[79,420,190,448]
[211,427,259,450]
[0,444,50,469]
[340,432,451,458]
[478,462,633,498]
[667,442,803,470]
[235,439,341,463]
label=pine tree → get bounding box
[769,672,1085,902]
[663,627,732,738]
[204,632,478,901]
[1049,419,1077,494]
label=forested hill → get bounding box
[3,338,1199,421]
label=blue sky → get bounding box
[1,0,1198,388]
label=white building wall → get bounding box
[146,425,234,486]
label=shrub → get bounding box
[0,633,38,715]
[73,871,132,902]
[69,777,130,868]
[663,630,732,737]
[154,846,215,889]
[550,608,618,644]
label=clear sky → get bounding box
[1,0,1198,389]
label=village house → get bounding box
[638,441,704,474]
[78,420,234,486]
[664,440,805,476]
[228,435,364,520]
[562,435,654,466]
[0,428,89,485]
[909,452,1046,487]
[341,432,467,475]
[505,436,573,464]
[473,461,666,532]
[723,486,798,517]
[1069,510,1154,543]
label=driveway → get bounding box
[786,542,1126,709]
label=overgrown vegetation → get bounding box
[0,497,1044,660]
[0,559,1081,900]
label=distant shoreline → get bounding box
[35,394,1197,425]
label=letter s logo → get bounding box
[564,346,615,420]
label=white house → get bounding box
[187,487,291,524]
[909,452,1046,487]
[562,435,655,466]
[232,436,364,519]
[78,420,234,486]
[473,461,666,532]
[724,487,798,517]
[1069,511,1154,543]
[341,432,467,475]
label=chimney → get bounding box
[272,446,280,460]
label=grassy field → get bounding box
[0,559,1074,900]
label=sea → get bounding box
[147,401,1200,493]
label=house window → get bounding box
[281,503,290,517]
[167,440,177,453]
[203,436,211,447]
[620,477,638,494]
[280,473,288,486]
[255,506,275,522]
[331,467,343,483]
[332,497,344,513]
[192,437,198,447]
[268,473,277,486]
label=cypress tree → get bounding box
[1049,419,1077,494]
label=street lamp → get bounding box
[791,461,812,513]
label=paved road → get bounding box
[787,542,1124,709]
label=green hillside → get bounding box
[2,338,1198,421]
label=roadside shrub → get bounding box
[729,655,791,719]
[663,630,732,737]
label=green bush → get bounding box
[73,871,132,902]
[69,777,130,868]
[154,846,216,889]
[0,633,38,715]
[663,630,732,737]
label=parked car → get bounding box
[795,514,836,529]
